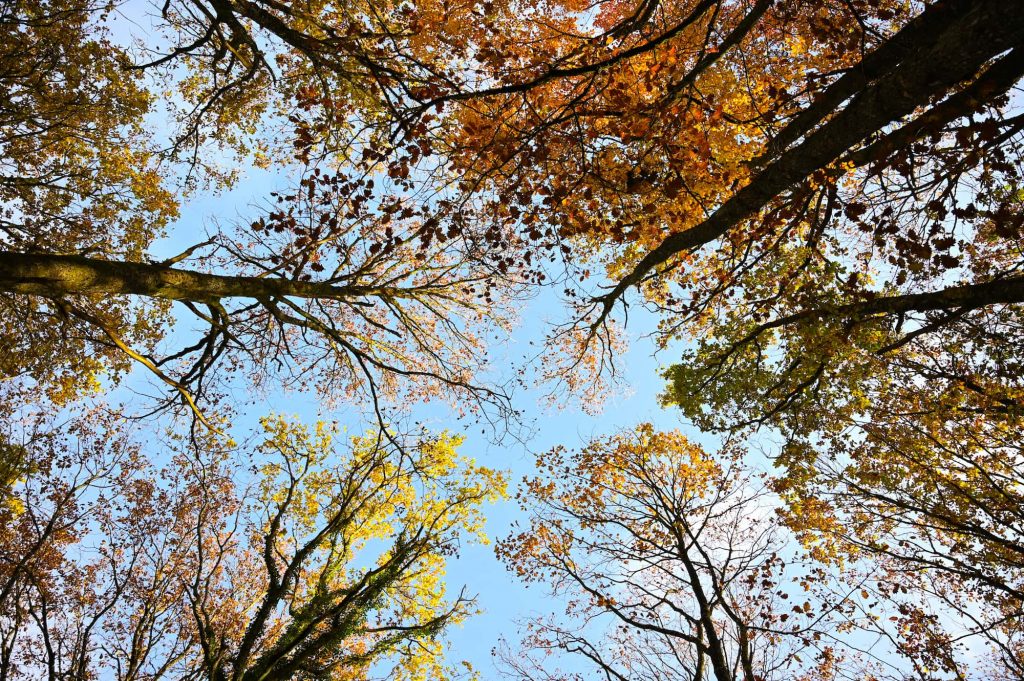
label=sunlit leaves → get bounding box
[0,414,506,680]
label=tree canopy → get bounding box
[0,413,503,679]
[3,0,1024,677]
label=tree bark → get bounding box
[0,252,373,303]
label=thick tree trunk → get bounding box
[601,0,1024,309]
[724,277,1024,355]
[843,277,1024,316]
[0,252,367,303]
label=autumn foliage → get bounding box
[2,0,1024,677]
[0,413,504,679]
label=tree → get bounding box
[0,413,504,680]
[0,0,177,407]
[0,409,150,679]
[0,0,547,424]
[498,425,1023,680]
[421,0,1024,417]
[498,425,869,681]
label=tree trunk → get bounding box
[0,252,367,303]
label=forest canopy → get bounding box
[2,0,1024,678]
